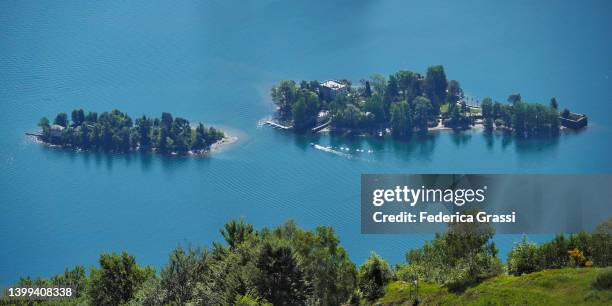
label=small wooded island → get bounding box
[32,109,227,156]
[268,65,587,138]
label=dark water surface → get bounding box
[1,0,611,284]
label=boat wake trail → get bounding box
[310,143,352,158]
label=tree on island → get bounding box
[412,96,433,132]
[292,91,320,132]
[446,80,464,105]
[390,101,412,138]
[364,80,372,97]
[481,97,494,131]
[550,97,558,110]
[423,65,448,113]
[37,109,224,155]
[271,80,298,115]
[508,93,522,104]
[269,65,567,139]
[54,112,68,127]
[395,70,423,103]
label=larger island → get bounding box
[268,65,587,138]
[32,109,228,156]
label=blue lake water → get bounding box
[1,0,611,285]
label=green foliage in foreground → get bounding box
[508,220,612,276]
[88,252,155,306]
[377,268,612,306]
[398,211,504,292]
[4,218,611,305]
[358,252,394,301]
[37,109,224,155]
[4,220,356,306]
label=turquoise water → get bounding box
[1,0,611,285]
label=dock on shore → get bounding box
[264,120,293,130]
[311,120,331,133]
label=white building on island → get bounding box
[319,80,348,100]
[50,124,64,139]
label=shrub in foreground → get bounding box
[508,236,540,276]
[592,269,612,290]
[402,211,503,291]
[358,252,393,301]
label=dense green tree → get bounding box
[512,101,559,137]
[78,124,91,149]
[85,111,98,123]
[404,211,502,291]
[358,252,392,301]
[158,127,170,154]
[369,74,387,97]
[508,236,540,276]
[160,246,204,304]
[446,80,463,104]
[390,101,412,138]
[161,112,173,129]
[126,276,164,306]
[507,93,522,104]
[271,80,298,114]
[539,234,569,269]
[88,252,155,306]
[192,124,206,150]
[50,266,88,298]
[256,241,308,305]
[292,91,320,132]
[395,70,422,103]
[386,74,399,101]
[292,225,357,305]
[423,65,448,112]
[481,97,493,119]
[550,97,558,110]
[135,116,152,149]
[38,117,51,141]
[445,104,470,129]
[364,94,386,125]
[335,104,362,128]
[54,112,68,127]
[38,117,50,129]
[221,219,255,250]
[364,80,372,97]
[592,218,612,267]
[412,96,433,132]
[71,109,85,127]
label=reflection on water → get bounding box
[389,133,438,162]
[42,145,211,175]
[482,130,562,155]
[450,131,473,147]
[285,128,569,165]
[37,126,580,174]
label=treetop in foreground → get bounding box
[5,217,611,305]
